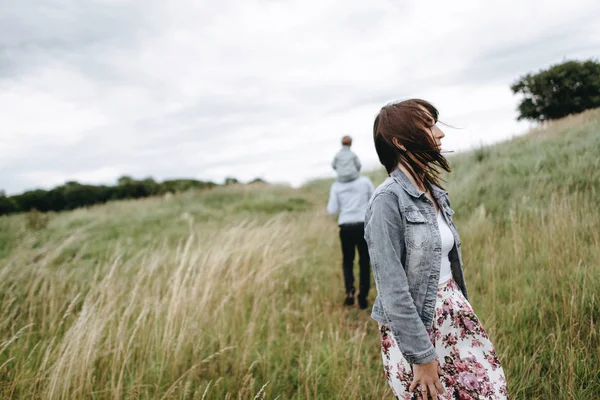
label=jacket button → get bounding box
[434,247,441,252]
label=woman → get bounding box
[364,99,508,399]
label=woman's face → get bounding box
[421,108,445,151]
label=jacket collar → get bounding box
[430,183,448,201]
[390,167,448,201]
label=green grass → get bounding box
[0,109,599,398]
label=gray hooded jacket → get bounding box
[332,146,361,182]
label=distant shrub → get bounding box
[26,209,49,231]
[248,178,267,184]
[473,146,491,163]
[0,193,19,215]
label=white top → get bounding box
[437,211,454,284]
[326,176,375,225]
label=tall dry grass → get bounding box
[0,197,394,399]
[1,187,598,398]
[460,192,599,398]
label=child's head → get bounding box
[341,136,352,146]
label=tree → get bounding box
[224,177,239,185]
[117,175,134,185]
[0,193,19,215]
[12,189,53,212]
[511,59,600,122]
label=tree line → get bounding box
[0,176,265,216]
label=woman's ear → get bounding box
[391,137,407,151]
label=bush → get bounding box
[473,146,491,163]
[0,194,19,214]
[25,209,49,231]
[511,59,600,122]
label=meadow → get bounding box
[1,110,599,399]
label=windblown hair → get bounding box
[373,99,450,189]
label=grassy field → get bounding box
[1,110,599,399]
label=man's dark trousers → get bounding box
[339,222,370,299]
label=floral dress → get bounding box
[379,279,509,399]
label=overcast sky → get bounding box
[1,0,599,194]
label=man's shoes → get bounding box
[358,295,369,310]
[344,288,356,306]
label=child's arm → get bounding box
[332,154,338,170]
[354,153,362,171]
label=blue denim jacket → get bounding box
[364,168,468,365]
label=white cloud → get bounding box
[1,0,599,193]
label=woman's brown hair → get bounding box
[373,99,451,190]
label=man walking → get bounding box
[326,173,375,309]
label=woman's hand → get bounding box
[409,360,445,399]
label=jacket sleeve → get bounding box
[332,154,338,170]
[326,184,339,215]
[365,192,437,365]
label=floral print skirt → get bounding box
[379,279,509,399]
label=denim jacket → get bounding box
[364,168,468,365]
